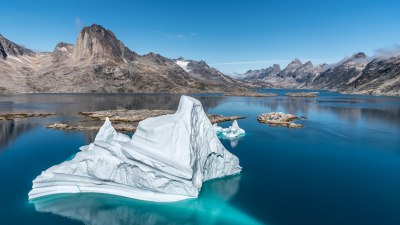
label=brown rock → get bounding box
[257,112,304,128]
[46,109,245,132]
[224,92,278,97]
[0,113,56,120]
[286,92,317,97]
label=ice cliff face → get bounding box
[28,95,241,202]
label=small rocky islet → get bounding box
[223,92,278,97]
[257,112,306,128]
[286,92,318,97]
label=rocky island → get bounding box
[257,112,305,128]
[223,92,278,97]
[46,109,245,132]
[286,92,318,97]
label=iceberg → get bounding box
[213,120,245,139]
[213,120,245,148]
[28,96,241,202]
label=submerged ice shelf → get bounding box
[28,96,241,202]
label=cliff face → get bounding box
[0,24,248,94]
[71,24,138,63]
[240,53,400,96]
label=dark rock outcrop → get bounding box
[0,34,35,57]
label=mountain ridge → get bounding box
[239,52,400,96]
[0,24,246,94]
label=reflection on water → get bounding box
[0,119,38,150]
[0,94,223,115]
[30,176,261,225]
[0,94,226,148]
[1,91,400,225]
[1,93,399,149]
[217,135,245,148]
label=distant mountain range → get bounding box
[0,24,244,93]
[238,52,400,96]
[0,24,399,96]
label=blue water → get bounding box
[0,91,399,225]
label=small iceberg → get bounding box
[28,96,241,202]
[214,120,245,138]
[213,120,245,147]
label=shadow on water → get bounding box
[29,175,263,225]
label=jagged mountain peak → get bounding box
[303,61,313,67]
[288,58,302,66]
[72,24,137,63]
[190,60,209,68]
[53,42,73,53]
[145,52,162,58]
[284,58,303,71]
[55,42,73,48]
[351,52,367,59]
[0,34,35,58]
[272,64,281,70]
[51,42,74,63]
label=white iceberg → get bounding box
[213,120,245,148]
[213,120,245,139]
[28,96,241,202]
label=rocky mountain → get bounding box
[240,53,400,96]
[174,57,240,86]
[0,24,247,94]
[242,64,281,80]
[241,58,326,88]
[343,55,400,95]
[0,34,35,58]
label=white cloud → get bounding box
[74,17,84,29]
[210,58,329,66]
[156,31,194,40]
[210,60,288,66]
[374,45,400,59]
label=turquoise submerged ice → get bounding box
[28,96,241,202]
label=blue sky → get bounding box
[1,0,399,74]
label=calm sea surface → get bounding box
[0,90,399,225]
